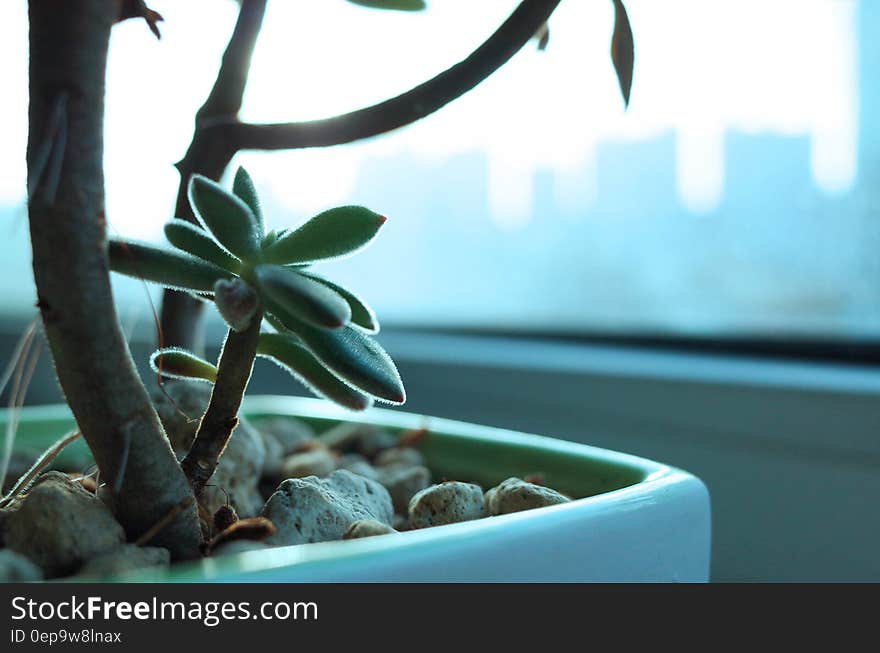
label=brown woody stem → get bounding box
[180,310,263,494]
[220,0,562,151]
[26,0,201,559]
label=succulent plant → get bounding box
[107,167,405,413]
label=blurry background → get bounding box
[1,0,878,580]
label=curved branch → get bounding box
[162,0,267,353]
[27,0,201,559]
[221,0,562,151]
[160,0,560,350]
[196,0,267,124]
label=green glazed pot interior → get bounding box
[1,396,652,501]
[0,396,710,582]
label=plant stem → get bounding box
[159,0,562,352]
[180,310,263,494]
[26,0,201,559]
[221,0,563,151]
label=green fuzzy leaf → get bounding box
[108,239,231,292]
[263,313,291,338]
[164,219,241,273]
[257,333,373,411]
[347,0,426,10]
[264,307,404,404]
[262,206,386,265]
[188,174,261,261]
[254,264,351,329]
[611,0,634,108]
[298,272,378,333]
[232,167,264,236]
[150,348,217,383]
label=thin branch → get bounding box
[161,0,268,353]
[0,317,38,403]
[221,0,563,151]
[0,322,38,491]
[195,0,268,125]
[0,430,82,509]
[1,335,44,490]
[160,0,562,351]
[115,1,164,39]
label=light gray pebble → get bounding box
[374,447,425,469]
[408,481,485,529]
[380,465,431,515]
[484,477,571,516]
[257,417,317,454]
[281,448,336,479]
[335,454,380,481]
[319,422,396,459]
[262,470,394,546]
[1,472,126,577]
[343,519,397,539]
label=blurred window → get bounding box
[0,1,876,340]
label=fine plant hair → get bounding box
[108,169,405,493]
[23,0,633,555]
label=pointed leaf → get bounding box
[347,0,426,10]
[232,167,264,236]
[257,333,373,411]
[188,174,261,260]
[263,306,404,404]
[164,219,241,272]
[262,206,386,265]
[298,272,378,333]
[610,0,634,108]
[150,348,217,383]
[187,290,214,303]
[254,264,351,329]
[262,230,278,249]
[108,239,231,292]
[535,22,550,51]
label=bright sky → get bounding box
[0,0,858,233]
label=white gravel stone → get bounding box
[335,454,380,481]
[281,448,336,479]
[1,472,126,577]
[257,417,316,453]
[484,477,571,516]
[408,481,485,529]
[319,422,395,458]
[262,470,393,546]
[374,447,425,469]
[380,465,431,515]
[343,519,397,539]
